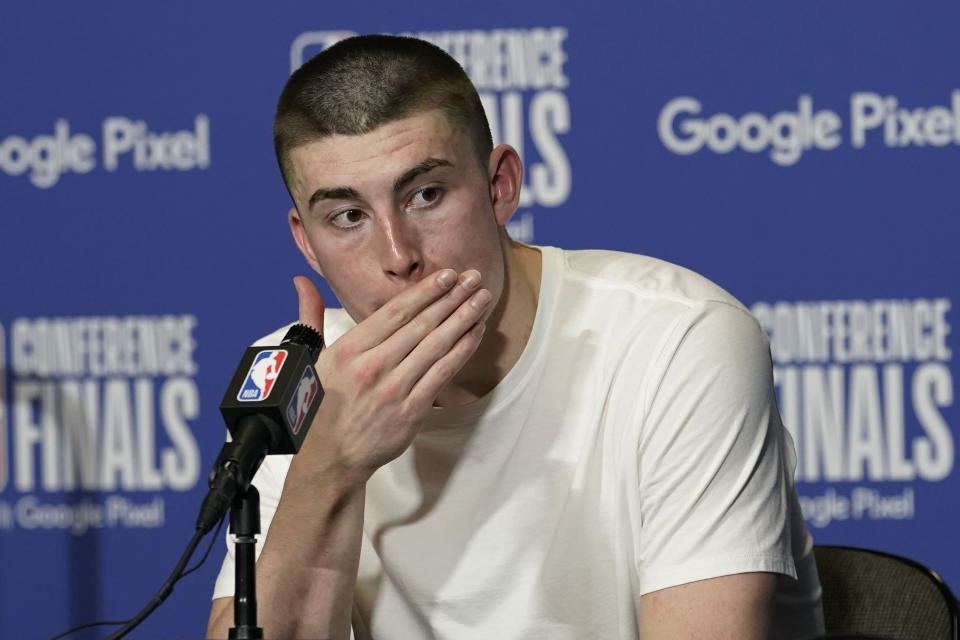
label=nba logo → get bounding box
[287,367,319,435]
[238,349,288,401]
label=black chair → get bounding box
[812,545,959,640]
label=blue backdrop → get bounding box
[2,2,957,638]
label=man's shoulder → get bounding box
[555,247,746,312]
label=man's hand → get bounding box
[292,268,490,485]
[208,268,490,640]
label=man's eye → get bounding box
[408,186,443,209]
[330,209,365,229]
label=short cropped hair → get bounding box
[274,34,493,187]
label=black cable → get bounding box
[180,512,227,580]
[45,517,220,640]
[46,619,128,640]
[46,509,229,640]
[103,527,207,640]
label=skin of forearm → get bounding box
[211,453,368,640]
[207,267,493,638]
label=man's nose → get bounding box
[377,214,424,281]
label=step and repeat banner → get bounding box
[1,3,956,638]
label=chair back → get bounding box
[814,545,959,640]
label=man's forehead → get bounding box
[294,111,461,165]
[287,111,472,199]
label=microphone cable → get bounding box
[46,513,226,640]
[46,323,322,639]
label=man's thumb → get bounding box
[293,275,326,337]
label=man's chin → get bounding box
[339,303,370,326]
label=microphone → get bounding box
[196,323,324,533]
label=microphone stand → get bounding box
[230,486,263,640]
[49,323,325,640]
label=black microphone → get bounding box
[196,323,324,533]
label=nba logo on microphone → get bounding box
[238,349,288,401]
[287,367,319,435]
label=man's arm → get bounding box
[206,478,365,639]
[639,572,776,640]
[207,269,491,639]
[632,301,799,637]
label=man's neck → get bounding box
[435,239,542,407]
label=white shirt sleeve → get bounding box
[634,301,798,594]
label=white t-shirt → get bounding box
[214,246,824,639]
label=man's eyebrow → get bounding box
[305,158,452,211]
[307,186,361,210]
[393,158,453,193]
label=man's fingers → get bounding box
[356,268,460,350]
[389,286,491,395]
[293,275,326,336]
[406,321,485,406]
[379,270,485,365]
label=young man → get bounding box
[208,35,823,639]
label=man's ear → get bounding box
[288,207,324,276]
[487,144,524,226]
